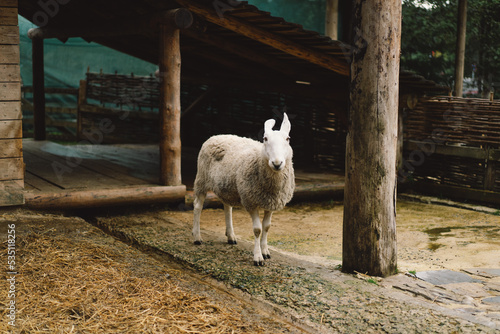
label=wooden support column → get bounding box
[343,0,401,277]
[159,9,193,186]
[454,0,467,97]
[32,36,46,140]
[325,0,338,40]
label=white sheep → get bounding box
[192,113,295,266]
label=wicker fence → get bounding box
[78,72,347,171]
[402,96,500,204]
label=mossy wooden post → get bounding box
[342,0,401,277]
[158,9,192,186]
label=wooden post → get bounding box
[158,9,193,186]
[32,36,46,140]
[343,0,401,277]
[76,79,87,140]
[325,0,338,40]
[454,0,467,97]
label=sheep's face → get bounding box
[262,113,292,172]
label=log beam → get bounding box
[32,36,46,140]
[343,0,401,277]
[176,0,349,76]
[27,9,193,40]
[24,185,186,209]
[159,16,183,186]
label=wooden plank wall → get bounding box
[0,0,24,206]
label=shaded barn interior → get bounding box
[1,0,452,208]
[77,71,349,173]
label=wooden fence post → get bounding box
[343,0,401,277]
[158,9,193,186]
[32,36,46,141]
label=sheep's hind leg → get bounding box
[249,209,264,266]
[192,192,206,245]
[224,204,237,244]
[261,211,272,260]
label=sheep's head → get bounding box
[263,113,292,171]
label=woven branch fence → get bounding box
[402,96,500,200]
[79,72,347,171]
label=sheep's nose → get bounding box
[272,161,283,170]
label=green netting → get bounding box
[247,0,326,33]
[19,16,157,89]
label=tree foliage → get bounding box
[402,0,500,96]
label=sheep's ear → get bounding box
[264,119,276,134]
[280,113,291,136]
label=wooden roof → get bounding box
[18,0,448,99]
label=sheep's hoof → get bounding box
[253,260,265,266]
[194,240,202,245]
[227,240,237,245]
[263,254,271,260]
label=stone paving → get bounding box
[382,268,500,328]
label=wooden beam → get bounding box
[405,140,500,162]
[0,139,22,158]
[0,157,23,181]
[454,0,467,97]
[0,7,18,26]
[0,180,24,207]
[159,21,182,186]
[32,37,46,141]
[176,0,349,76]
[0,101,21,119]
[24,185,186,209]
[0,120,21,138]
[412,182,500,206]
[27,9,193,40]
[77,79,87,141]
[0,82,20,100]
[343,0,401,277]
[0,44,19,63]
[0,64,20,82]
[0,26,19,44]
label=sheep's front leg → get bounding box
[192,193,206,245]
[261,211,272,260]
[224,204,237,244]
[249,209,264,266]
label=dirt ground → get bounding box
[167,199,500,273]
[1,197,499,333]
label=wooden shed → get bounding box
[1,0,446,209]
[0,0,23,207]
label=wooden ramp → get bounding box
[23,139,185,209]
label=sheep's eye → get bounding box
[263,137,268,142]
[286,136,290,142]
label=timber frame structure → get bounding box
[1,0,446,208]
